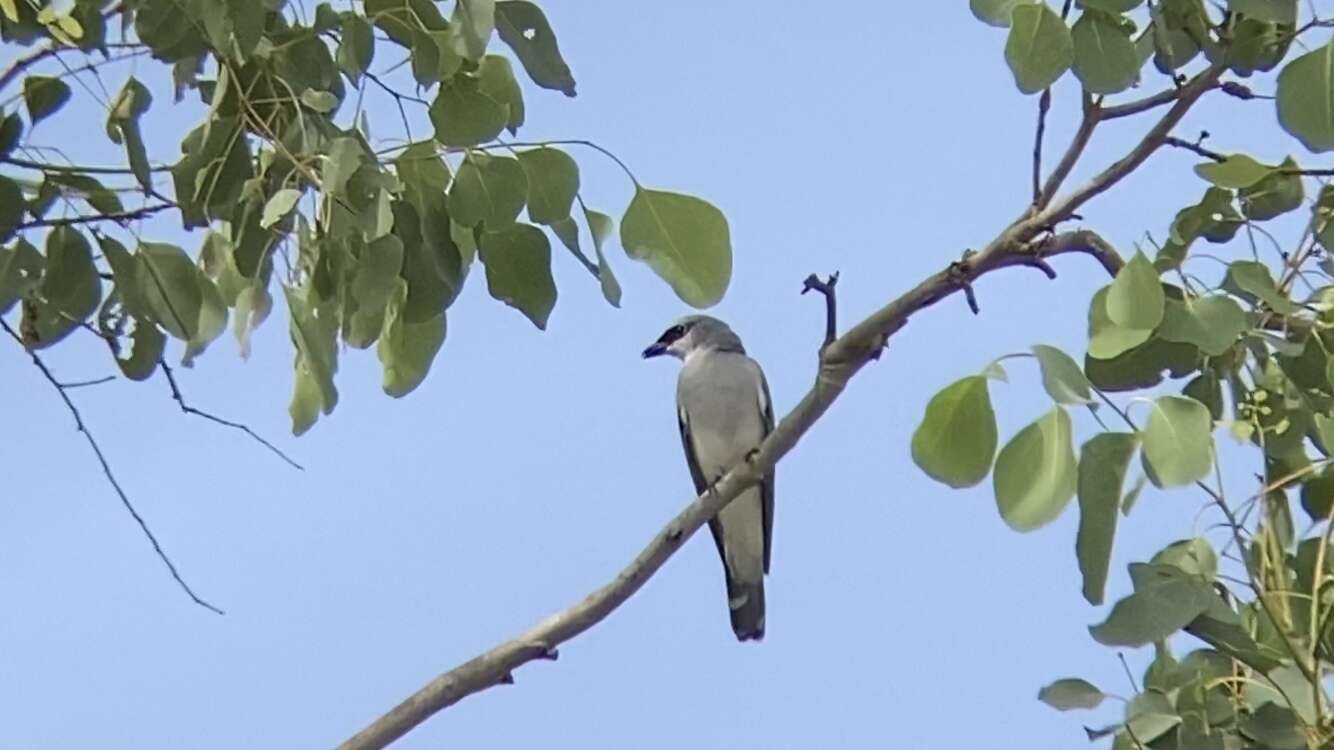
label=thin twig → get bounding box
[1,318,223,615]
[1163,134,1226,162]
[159,360,304,471]
[17,202,175,230]
[2,155,173,175]
[57,375,117,388]
[1032,88,1052,203]
[800,272,839,349]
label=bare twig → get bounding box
[1036,92,1097,209]
[800,272,839,349]
[0,43,59,94]
[17,202,175,230]
[1,318,223,615]
[1163,134,1227,162]
[159,360,304,471]
[2,155,173,175]
[1033,88,1052,203]
[57,375,117,388]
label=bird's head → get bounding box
[642,315,744,360]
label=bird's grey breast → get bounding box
[677,351,767,472]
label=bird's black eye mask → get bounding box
[642,323,692,359]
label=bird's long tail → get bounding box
[729,579,765,641]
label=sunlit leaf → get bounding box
[621,187,731,309]
[1142,395,1213,488]
[1107,251,1164,330]
[1156,296,1246,356]
[1277,40,1334,153]
[1038,678,1106,711]
[1194,153,1273,188]
[1077,432,1137,605]
[1070,9,1139,95]
[993,407,1077,532]
[1032,344,1095,404]
[517,147,579,224]
[911,376,998,488]
[1005,4,1074,94]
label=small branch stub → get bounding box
[801,272,839,349]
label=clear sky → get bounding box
[1,3,1318,748]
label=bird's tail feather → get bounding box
[728,580,765,642]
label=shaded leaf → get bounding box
[1077,432,1137,605]
[1038,678,1105,711]
[377,279,446,397]
[29,227,101,348]
[1240,157,1303,221]
[1032,344,1094,404]
[477,55,524,133]
[1228,260,1300,314]
[970,0,1036,26]
[1277,40,1334,153]
[479,222,556,329]
[585,206,621,308]
[911,376,998,489]
[1071,9,1139,94]
[261,188,302,228]
[105,77,152,191]
[448,153,527,228]
[337,14,375,83]
[430,82,507,147]
[1194,153,1273,188]
[1089,564,1217,646]
[1088,286,1152,360]
[1157,296,1247,356]
[1107,251,1164,330]
[517,147,579,224]
[22,76,70,125]
[0,237,42,313]
[0,175,21,242]
[495,1,575,96]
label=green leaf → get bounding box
[261,188,302,228]
[495,1,576,96]
[105,77,152,191]
[1032,344,1095,404]
[430,82,507,147]
[337,14,375,83]
[1277,41,1334,153]
[1088,287,1152,360]
[621,187,731,309]
[285,282,339,435]
[584,206,621,308]
[300,89,339,113]
[1240,157,1303,221]
[233,282,271,359]
[377,279,446,397]
[1005,4,1074,94]
[46,173,125,216]
[1125,691,1182,744]
[1227,260,1300,314]
[448,153,527,228]
[1070,9,1140,95]
[22,76,70,125]
[1038,678,1106,711]
[1107,251,1164,330]
[993,407,1078,532]
[0,111,23,158]
[0,237,43,314]
[137,241,202,340]
[1142,395,1213,488]
[1157,296,1247,356]
[517,147,579,225]
[392,200,459,321]
[1150,537,1217,580]
[1228,0,1296,23]
[1182,373,1223,420]
[477,55,524,133]
[1171,187,1242,245]
[451,0,495,60]
[182,273,226,367]
[1085,337,1197,392]
[911,376,998,489]
[1302,467,1334,521]
[116,317,166,380]
[1194,153,1273,188]
[345,234,405,348]
[0,175,21,242]
[29,227,101,348]
[1077,432,1137,605]
[1081,0,1144,11]
[479,223,556,329]
[971,0,1036,27]
[1089,564,1218,646]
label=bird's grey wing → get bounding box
[758,365,775,574]
[678,407,731,572]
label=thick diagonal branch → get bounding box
[338,58,1221,750]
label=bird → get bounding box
[643,315,775,641]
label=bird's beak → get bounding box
[642,342,668,359]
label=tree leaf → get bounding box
[1107,251,1164,330]
[1077,432,1138,605]
[517,147,579,224]
[1142,395,1213,488]
[1038,677,1106,711]
[261,188,302,228]
[1194,153,1273,188]
[1088,286,1153,360]
[1125,690,1182,744]
[345,234,405,348]
[993,407,1078,532]
[479,222,556,329]
[116,317,166,380]
[22,75,70,125]
[0,237,43,313]
[1227,260,1300,314]
[584,206,621,308]
[300,89,339,113]
[620,187,731,309]
[1071,9,1140,95]
[971,0,1036,27]
[1171,187,1242,245]
[451,0,495,60]
[233,282,271,359]
[1032,344,1095,404]
[1228,0,1296,23]
[448,152,527,228]
[0,174,21,242]
[1089,563,1218,646]
[478,54,524,133]
[1277,40,1334,153]
[430,82,507,147]
[1005,3,1074,94]
[137,241,202,340]
[336,14,375,83]
[105,77,152,191]
[911,375,998,489]
[377,279,447,397]
[181,272,227,367]
[284,282,339,435]
[29,226,101,348]
[1156,296,1247,356]
[1150,537,1217,580]
[495,1,575,96]
[1240,157,1303,221]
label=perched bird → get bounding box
[643,315,775,641]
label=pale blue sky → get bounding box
[1,3,1321,748]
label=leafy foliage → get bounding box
[0,0,732,434]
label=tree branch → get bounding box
[338,58,1222,750]
[1,317,223,615]
[800,272,839,349]
[17,202,175,230]
[159,359,305,471]
[1036,93,1098,209]
[1032,88,1052,203]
